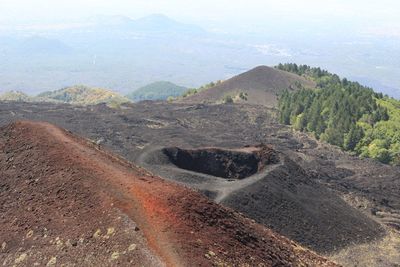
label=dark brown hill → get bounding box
[181,66,316,106]
[0,121,337,266]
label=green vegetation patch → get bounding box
[277,63,400,165]
[38,85,131,107]
[127,81,187,102]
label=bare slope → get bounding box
[181,66,316,106]
[0,121,336,266]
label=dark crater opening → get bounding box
[162,145,279,179]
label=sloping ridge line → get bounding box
[4,121,338,267]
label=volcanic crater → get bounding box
[162,145,279,179]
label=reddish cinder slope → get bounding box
[0,121,337,266]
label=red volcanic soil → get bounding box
[0,121,337,266]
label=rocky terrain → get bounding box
[1,101,400,266]
[0,121,336,266]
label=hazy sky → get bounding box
[0,0,399,95]
[1,0,399,32]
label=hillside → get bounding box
[38,85,131,107]
[0,86,131,107]
[277,63,400,165]
[0,121,336,266]
[1,101,400,266]
[127,81,187,102]
[0,90,60,103]
[0,90,32,102]
[180,65,316,107]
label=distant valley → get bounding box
[0,14,399,98]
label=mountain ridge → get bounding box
[180,65,316,106]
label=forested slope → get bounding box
[277,63,400,164]
[127,81,187,101]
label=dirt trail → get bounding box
[36,121,182,266]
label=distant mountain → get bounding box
[89,14,205,35]
[127,81,187,102]
[131,14,205,34]
[180,66,316,107]
[0,91,31,102]
[37,85,131,107]
[88,15,134,26]
[15,36,73,55]
[0,90,60,103]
